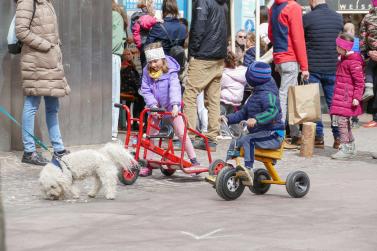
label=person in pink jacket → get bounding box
[330,32,365,160]
[131,1,157,67]
[220,51,247,111]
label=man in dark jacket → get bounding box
[183,0,228,151]
[222,62,285,170]
[303,0,343,149]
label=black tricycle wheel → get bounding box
[208,159,227,176]
[160,166,176,176]
[215,166,245,201]
[118,159,143,185]
[249,168,271,195]
[285,171,310,198]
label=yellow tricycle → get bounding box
[206,121,310,201]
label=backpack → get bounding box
[159,23,186,75]
[7,0,36,54]
[130,11,149,46]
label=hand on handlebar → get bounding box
[171,105,179,117]
[219,115,228,124]
[246,118,257,128]
[151,106,158,116]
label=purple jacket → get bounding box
[141,56,181,111]
[330,53,364,117]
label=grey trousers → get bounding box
[276,62,300,137]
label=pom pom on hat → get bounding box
[245,61,272,85]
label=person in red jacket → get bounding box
[268,0,309,148]
[330,32,364,160]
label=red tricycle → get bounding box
[114,103,227,183]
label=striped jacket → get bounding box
[226,78,284,134]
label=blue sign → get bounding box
[244,19,255,32]
[121,0,187,18]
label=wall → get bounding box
[0,0,112,151]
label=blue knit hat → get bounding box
[246,61,272,85]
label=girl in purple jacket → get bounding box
[330,32,365,160]
[139,42,198,176]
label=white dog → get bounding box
[39,142,138,200]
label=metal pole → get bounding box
[255,0,261,60]
[231,0,235,53]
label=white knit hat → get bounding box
[145,47,165,62]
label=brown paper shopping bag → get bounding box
[288,83,321,125]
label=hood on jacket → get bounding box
[253,79,279,96]
[215,0,227,5]
[223,66,247,83]
[342,53,364,65]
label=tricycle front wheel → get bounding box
[215,166,245,201]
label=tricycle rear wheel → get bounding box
[208,159,226,176]
[249,168,271,195]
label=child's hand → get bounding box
[352,99,359,106]
[150,105,158,116]
[219,115,228,124]
[246,118,257,128]
[171,105,179,117]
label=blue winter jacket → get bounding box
[226,78,284,134]
[145,17,187,56]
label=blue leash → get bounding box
[0,105,49,151]
[0,105,68,170]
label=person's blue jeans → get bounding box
[308,72,340,139]
[22,96,65,153]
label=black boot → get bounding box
[22,152,49,166]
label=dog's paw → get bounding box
[87,193,96,198]
[105,194,115,200]
[72,194,80,199]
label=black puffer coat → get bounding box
[303,4,343,74]
[188,0,228,60]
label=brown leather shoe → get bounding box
[333,138,341,149]
[314,137,325,149]
[283,139,298,150]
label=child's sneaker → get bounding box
[331,143,354,160]
[139,167,152,177]
[190,158,200,166]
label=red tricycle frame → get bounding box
[116,103,222,176]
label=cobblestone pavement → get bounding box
[1,115,377,251]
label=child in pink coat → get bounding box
[330,32,365,160]
[131,1,157,67]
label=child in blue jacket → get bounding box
[220,61,285,170]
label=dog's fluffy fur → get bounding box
[39,142,138,200]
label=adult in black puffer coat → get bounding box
[303,1,343,149]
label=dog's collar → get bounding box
[51,157,63,171]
